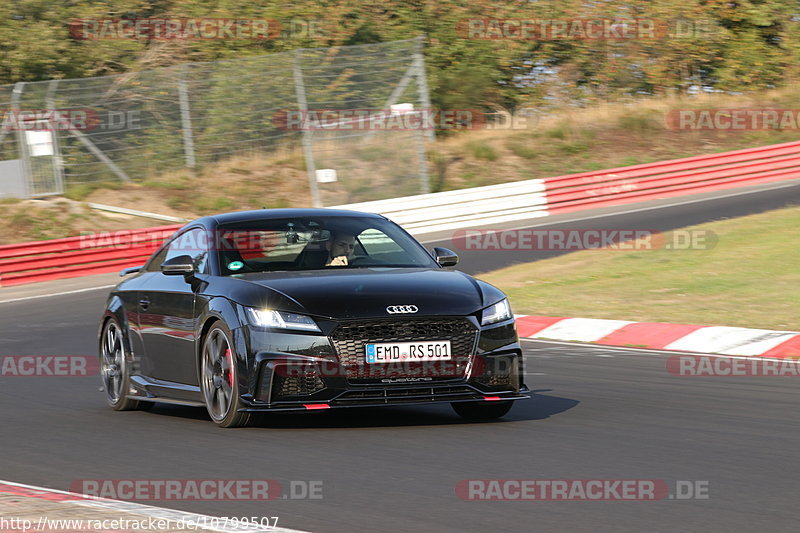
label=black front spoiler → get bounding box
[238,386,530,412]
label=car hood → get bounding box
[232,268,504,320]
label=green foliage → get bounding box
[64,183,99,201]
[507,140,539,159]
[142,178,192,190]
[268,198,290,208]
[466,140,497,161]
[356,146,390,162]
[1,0,799,117]
[192,195,235,214]
[617,110,663,133]
[545,126,568,140]
[581,161,607,171]
[166,197,187,210]
[559,141,591,154]
[620,157,643,166]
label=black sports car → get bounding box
[99,209,529,427]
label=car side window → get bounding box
[144,246,169,272]
[169,228,209,274]
[149,228,209,274]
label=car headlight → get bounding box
[245,308,321,332]
[481,298,512,325]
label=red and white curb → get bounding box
[0,480,309,533]
[515,315,800,358]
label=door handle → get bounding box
[139,297,150,310]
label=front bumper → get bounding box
[239,384,530,412]
[237,315,529,411]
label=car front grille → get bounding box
[473,353,520,391]
[329,318,478,382]
[333,385,481,405]
[274,370,326,397]
[258,363,326,402]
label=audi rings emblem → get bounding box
[386,305,419,314]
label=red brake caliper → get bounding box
[225,348,234,388]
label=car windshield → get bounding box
[214,216,438,274]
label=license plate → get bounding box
[365,341,452,363]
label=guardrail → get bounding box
[2,139,800,287]
[335,139,800,229]
[540,139,800,214]
[336,179,549,233]
[0,226,180,286]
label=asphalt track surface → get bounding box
[1,181,800,532]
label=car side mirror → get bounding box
[161,254,195,275]
[433,247,459,267]
[119,265,143,277]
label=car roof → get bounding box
[185,208,386,229]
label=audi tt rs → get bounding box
[98,209,529,427]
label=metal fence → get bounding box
[0,37,431,206]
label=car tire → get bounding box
[200,321,251,428]
[451,400,513,420]
[100,317,145,411]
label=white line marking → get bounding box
[664,326,798,356]
[420,178,800,243]
[0,479,310,533]
[0,285,115,305]
[521,338,800,362]
[533,317,634,343]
